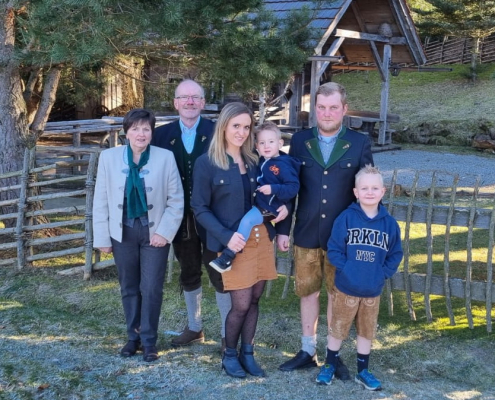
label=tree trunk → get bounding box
[0,5,31,223]
[23,68,44,124]
[31,66,62,140]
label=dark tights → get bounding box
[225,280,266,349]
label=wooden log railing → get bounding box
[1,147,494,331]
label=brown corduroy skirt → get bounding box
[221,223,277,291]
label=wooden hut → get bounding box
[265,0,427,145]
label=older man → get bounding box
[276,82,373,381]
[152,79,231,350]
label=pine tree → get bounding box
[411,0,495,81]
[0,0,313,214]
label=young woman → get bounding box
[191,102,287,378]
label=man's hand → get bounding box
[276,234,290,252]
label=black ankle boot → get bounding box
[222,347,246,378]
[239,344,266,377]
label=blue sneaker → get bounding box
[355,369,382,391]
[316,364,335,385]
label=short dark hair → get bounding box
[315,82,347,106]
[123,108,156,134]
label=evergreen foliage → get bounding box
[410,0,495,80]
[411,0,495,39]
[12,0,314,101]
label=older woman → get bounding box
[191,102,287,378]
[93,108,183,362]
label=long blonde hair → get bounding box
[208,102,258,170]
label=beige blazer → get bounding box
[92,145,184,248]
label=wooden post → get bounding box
[378,44,391,145]
[309,59,319,128]
[465,177,481,329]
[424,172,437,323]
[15,149,31,269]
[486,191,495,333]
[444,175,459,326]
[403,171,419,321]
[84,152,98,280]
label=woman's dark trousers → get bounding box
[112,220,170,347]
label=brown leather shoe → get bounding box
[171,327,205,347]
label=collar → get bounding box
[179,117,201,134]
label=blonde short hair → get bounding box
[315,82,347,106]
[355,164,384,186]
[255,121,282,140]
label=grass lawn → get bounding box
[1,258,494,400]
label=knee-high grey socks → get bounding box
[216,291,232,338]
[184,287,202,332]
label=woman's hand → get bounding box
[227,232,246,253]
[150,233,168,247]
[272,205,288,223]
[97,247,113,254]
[276,235,290,252]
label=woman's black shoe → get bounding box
[239,344,266,377]
[222,347,246,378]
[143,345,159,362]
[120,340,141,357]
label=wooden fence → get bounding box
[423,34,495,65]
[1,148,494,332]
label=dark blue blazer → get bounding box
[191,153,276,253]
[277,126,373,250]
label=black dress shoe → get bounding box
[143,346,159,362]
[279,350,318,371]
[120,340,141,357]
[334,357,351,380]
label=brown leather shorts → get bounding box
[293,245,336,297]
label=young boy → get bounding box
[209,121,300,273]
[316,165,403,390]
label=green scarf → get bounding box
[126,144,150,219]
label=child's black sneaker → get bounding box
[209,248,236,273]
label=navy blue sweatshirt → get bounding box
[327,202,403,297]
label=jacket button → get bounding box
[250,178,254,182]
[149,222,155,227]
[323,185,327,189]
[347,163,351,167]
[324,171,328,175]
[321,214,326,218]
[254,227,259,231]
[148,204,154,210]
[322,199,327,203]
[118,204,123,209]
[220,180,224,184]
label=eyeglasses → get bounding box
[175,95,203,103]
